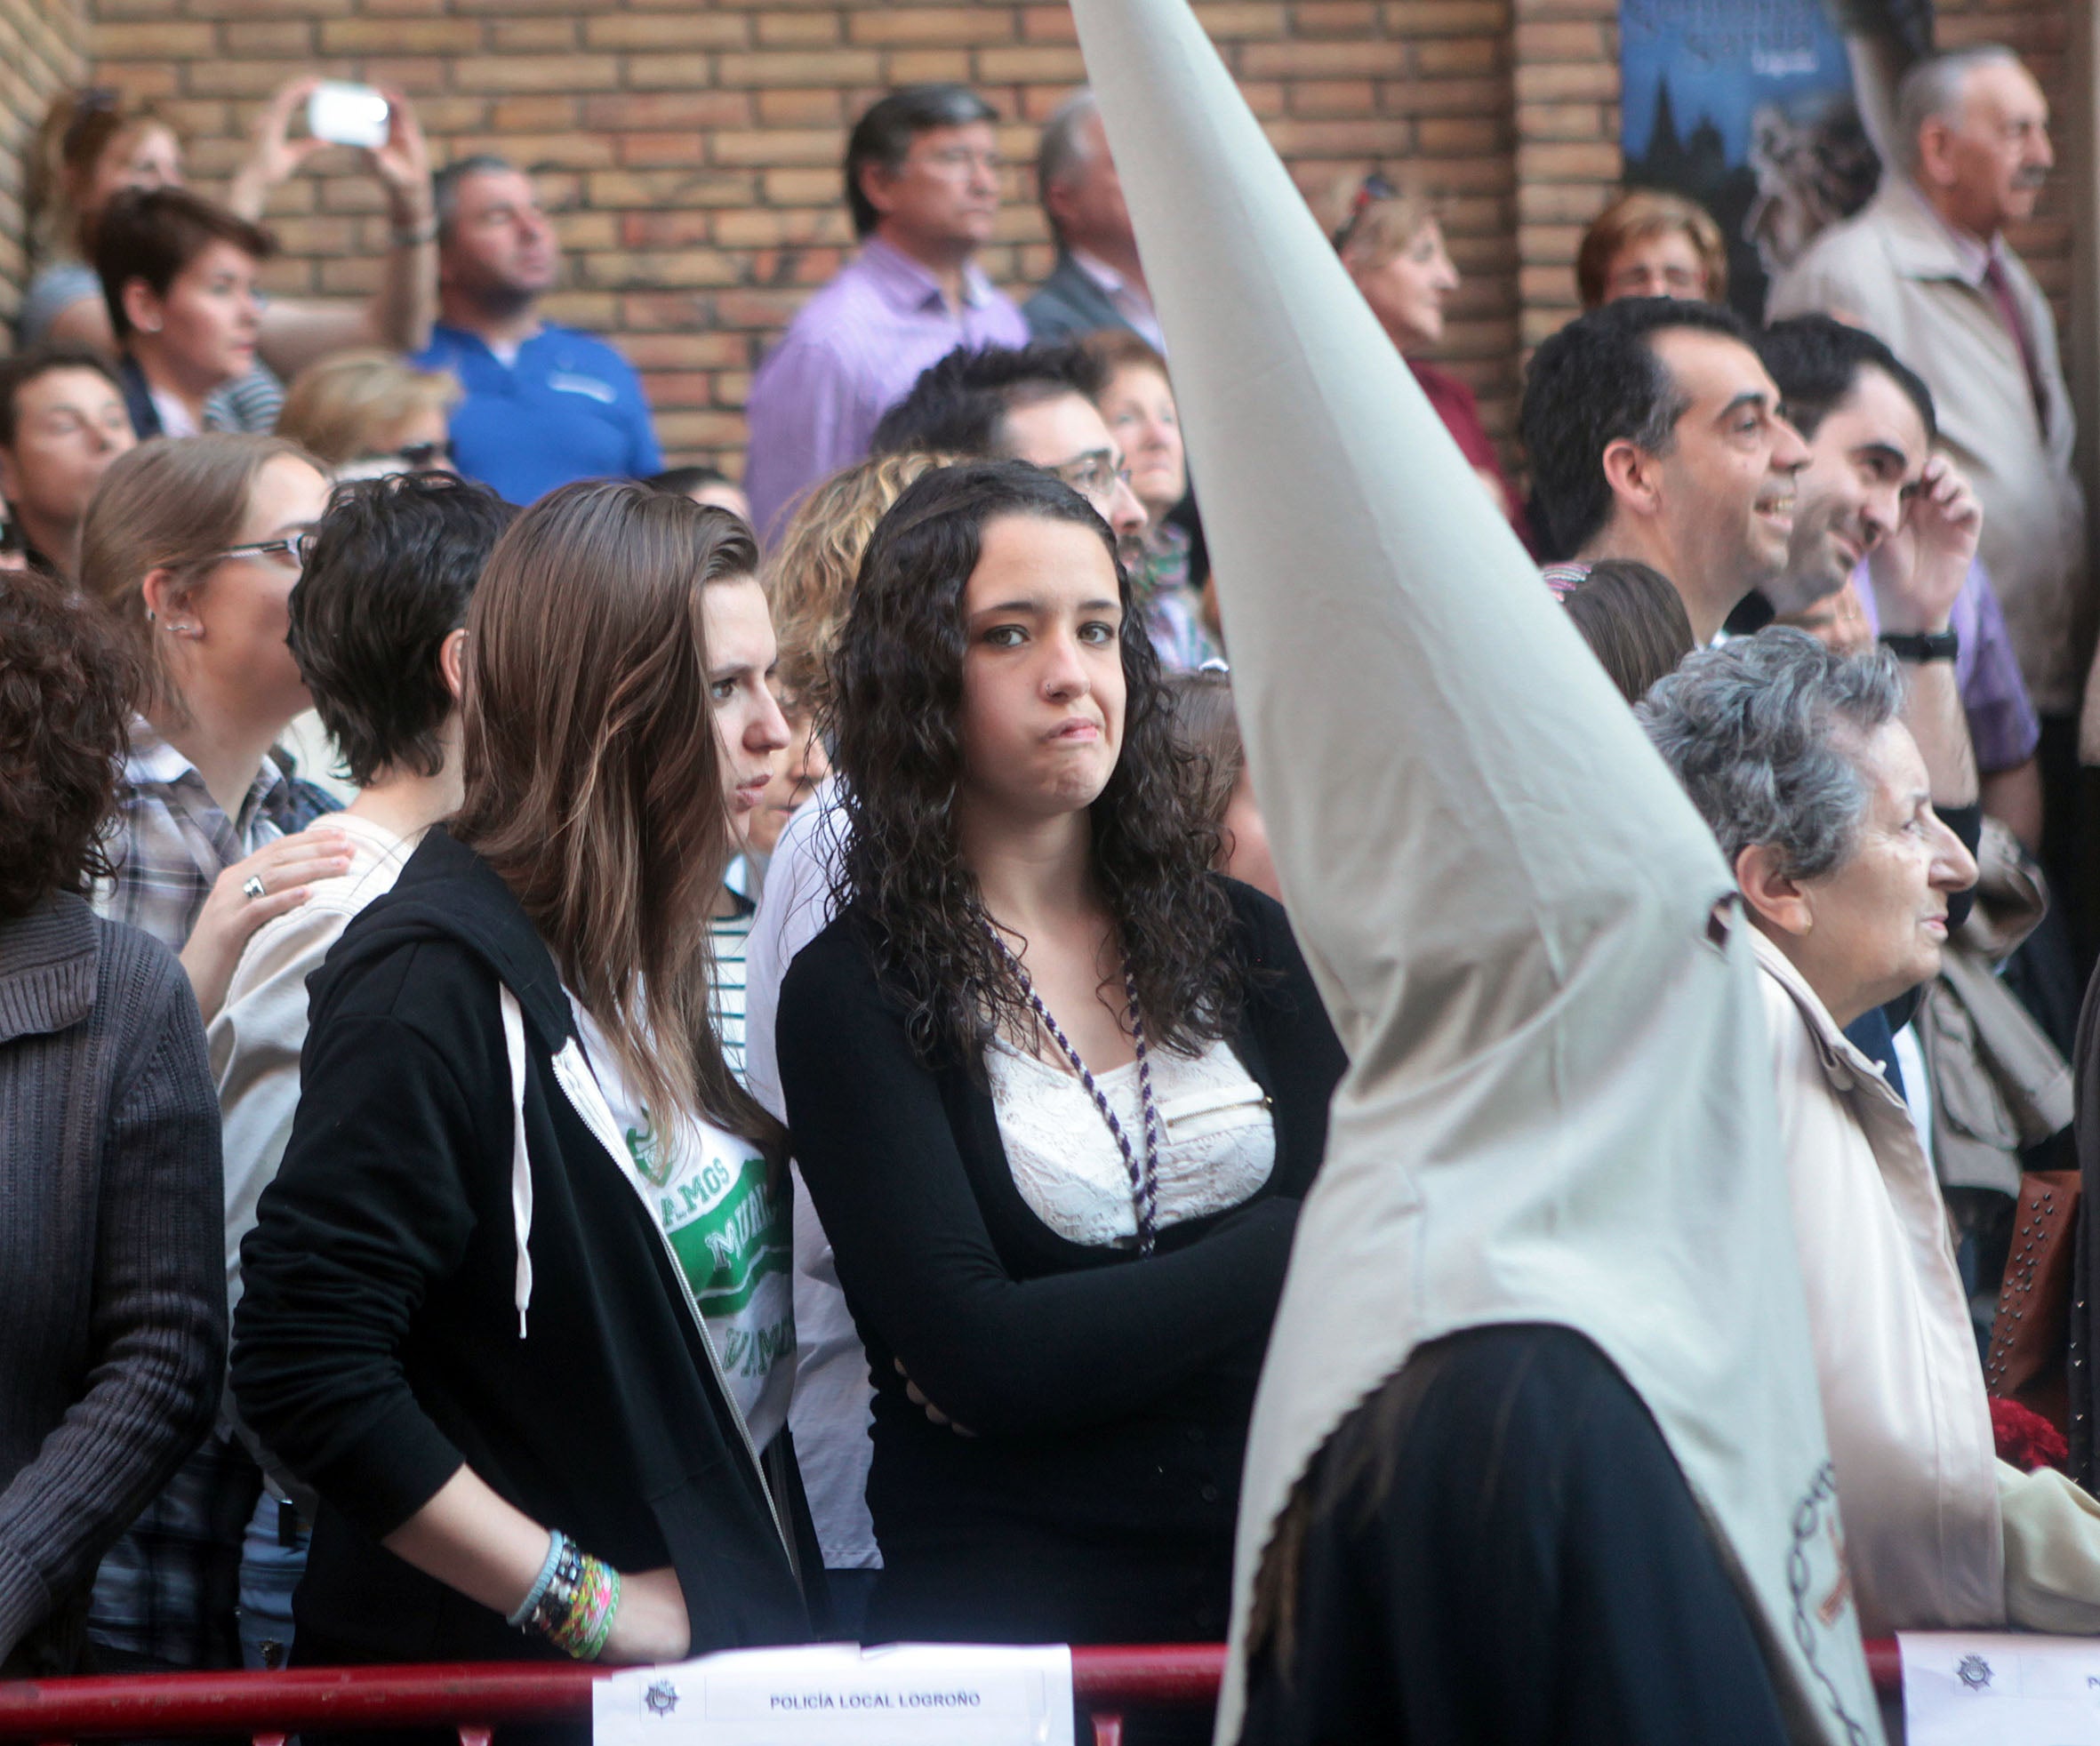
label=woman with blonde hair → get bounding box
[277,349,459,478]
[1575,188,1729,308]
[734,448,950,1632]
[77,430,350,1673]
[1332,170,1527,545]
[83,434,350,1023]
[232,480,817,1673]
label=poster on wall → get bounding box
[1618,0,1927,317]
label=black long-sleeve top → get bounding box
[778,878,1345,1644]
[232,829,814,1666]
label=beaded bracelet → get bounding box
[518,1533,621,1662]
[549,1559,621,1662]
[507,1529,568,1630]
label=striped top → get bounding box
[709,890,758,1086]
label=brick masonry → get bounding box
[81,0,1520,469]
[0,0,88,329]
[46,0,2087,474]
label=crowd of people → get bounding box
[1,19,2098,1744]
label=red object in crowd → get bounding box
[0,1640,1906,1744]
[1991,1394,2071,1473]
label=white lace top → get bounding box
[985,1033,1276,1247]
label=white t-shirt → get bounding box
[565,997,795,1453]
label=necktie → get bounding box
[1981,253,2050,436]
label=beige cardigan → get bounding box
[1767,177,2088,722]
[1754,926,2100,1636]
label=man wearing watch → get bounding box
[1757,316,2039,850]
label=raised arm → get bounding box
[257,93,437,377]
[225,79,330,225]
[1869,454,1984,811]
[777,929,1302,1440]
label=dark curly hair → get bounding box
[0,569,139,920]
[828,459,1238,1067]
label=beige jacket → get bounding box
[1767,178,2088,720]
[1754,927,2100,1637]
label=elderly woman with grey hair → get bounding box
[1643,628,2100,1638]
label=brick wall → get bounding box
[72,0,2084,470]
[0,0,88,332]
[85,0,1520,471]
[1509,0,2081,349]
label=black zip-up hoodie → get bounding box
[231,827,815,1666]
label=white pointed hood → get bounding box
[1062,4,1882,1742]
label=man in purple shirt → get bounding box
[741,86,1030,539]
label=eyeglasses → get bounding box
[352,439,453,472]
[1047,450,1134,506]
[209,535,309,573]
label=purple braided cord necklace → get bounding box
[986,921,1162,1256]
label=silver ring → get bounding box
[241,875,268,901]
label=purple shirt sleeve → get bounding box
[1956,560,2041,773]
[1852,557,2040,773]
[742,333,875,543]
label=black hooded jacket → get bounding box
[231,827,814,1665]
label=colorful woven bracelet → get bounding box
[525,1536,588,1643]
[547,1554,621,1662]
[507,1529,568,1630]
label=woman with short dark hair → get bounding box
[776,459,1344,1648]
[0,571,224,1676]
[209,471,515,1668]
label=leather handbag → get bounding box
[1985,1169,2082,1431]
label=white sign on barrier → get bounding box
[594,1643,1076,1746]
[1902,1630,2100,1744]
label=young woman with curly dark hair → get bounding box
[0,571,225,1675]
[775,459,1344,1652]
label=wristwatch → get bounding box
[1879,628,1959,663]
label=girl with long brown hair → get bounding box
[232,479,815,1678]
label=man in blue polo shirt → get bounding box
[414,155,660,505]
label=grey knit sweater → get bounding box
[0,893,225,1674]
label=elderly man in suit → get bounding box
[1023,91,1164,350]
[1768,47,2088,801]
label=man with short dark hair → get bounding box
[870,342,1146,549]
[1769,48,2085,761]
[412,155,660,506]
[1756,315,2040,843]
[1521,297,1807,645]
[1022,90,1162,350]
[741,86,1030,537]
[0,343,135,579]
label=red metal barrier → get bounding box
[0,1638,1898,1745]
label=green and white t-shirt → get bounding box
[566,997,794,1451]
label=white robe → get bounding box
[1062,2,1883,1741]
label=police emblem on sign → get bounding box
[1955,1654,1993,1692]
